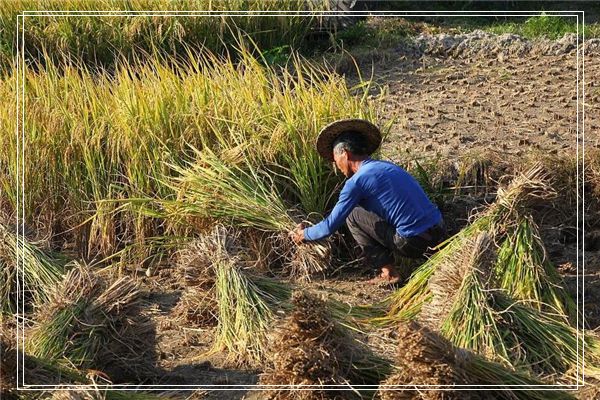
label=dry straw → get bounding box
[26,264,154,381]
[0,223,63,314]
[381,321,576,400]
[260,291,391,399]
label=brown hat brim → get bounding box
[316,119,382,162]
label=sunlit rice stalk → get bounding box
[426,233,511,364]
[209,230,292,366]
[1,44,377,265]
[0,223,63,314]
[495,216,576,321]
[494,293,600,379]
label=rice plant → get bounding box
[1,45,378,265]
[0,0,328,72]
[0,223,63,314]
[163,148,333,280]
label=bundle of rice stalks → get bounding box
[493,294,600,379]
[184,226,290,365]
[380,321,575,400]
[0,223,63,313]
[260,292,391,399]
[164,148,332,281]
[212,256,292,366]
[494,216,576,320]
[26,264,154,381]
[421,233,509,364]
[377,164,555,325]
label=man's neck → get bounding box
[349,156,369,175]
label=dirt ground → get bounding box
[128,25,600,399]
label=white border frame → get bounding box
[12,8,586,394]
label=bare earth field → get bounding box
[134,30,600,398]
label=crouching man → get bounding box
[290,119,446,284]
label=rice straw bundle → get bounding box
[260,292,391,399]
[421,233,509,364]
[380,321,575,400]
[494,216,576,320]
[0,223,63,313]
[164,148,332,281]
[26,264,153,381]
[191,226,291,365]
[493,294,600,379]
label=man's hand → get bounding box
[290,223,306,244]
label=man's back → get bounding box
[351,159,441,237]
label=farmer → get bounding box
[290,119,446,284]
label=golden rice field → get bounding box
[1,3,600,399]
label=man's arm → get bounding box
[302,179,363,241]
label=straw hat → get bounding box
[316,119,381,161]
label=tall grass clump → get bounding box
[0,0,331,72]
[0,45,379,263]
[0,223,63,314]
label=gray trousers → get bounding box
[346,207,446,270]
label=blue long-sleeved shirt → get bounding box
[304,159,441,241]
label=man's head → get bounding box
[315,118,382,164]
[332,132,369,177]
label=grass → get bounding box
[0,0,330,72]
[0,45,380,263]
[487,15,600,39]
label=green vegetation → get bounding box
[0,0,329,71]
[0,46,380,263]
[487,14,599,39]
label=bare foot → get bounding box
[367,265,400,285]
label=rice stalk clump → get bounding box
[381,321,575,400]
[380,321,469,400]
[0,223,63,313]
[165,148,332,281]
[494,216,576,320]
[422,233,508,363]
[260,292,391,399]
[26,264,154,381]
[190,226,291,365]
